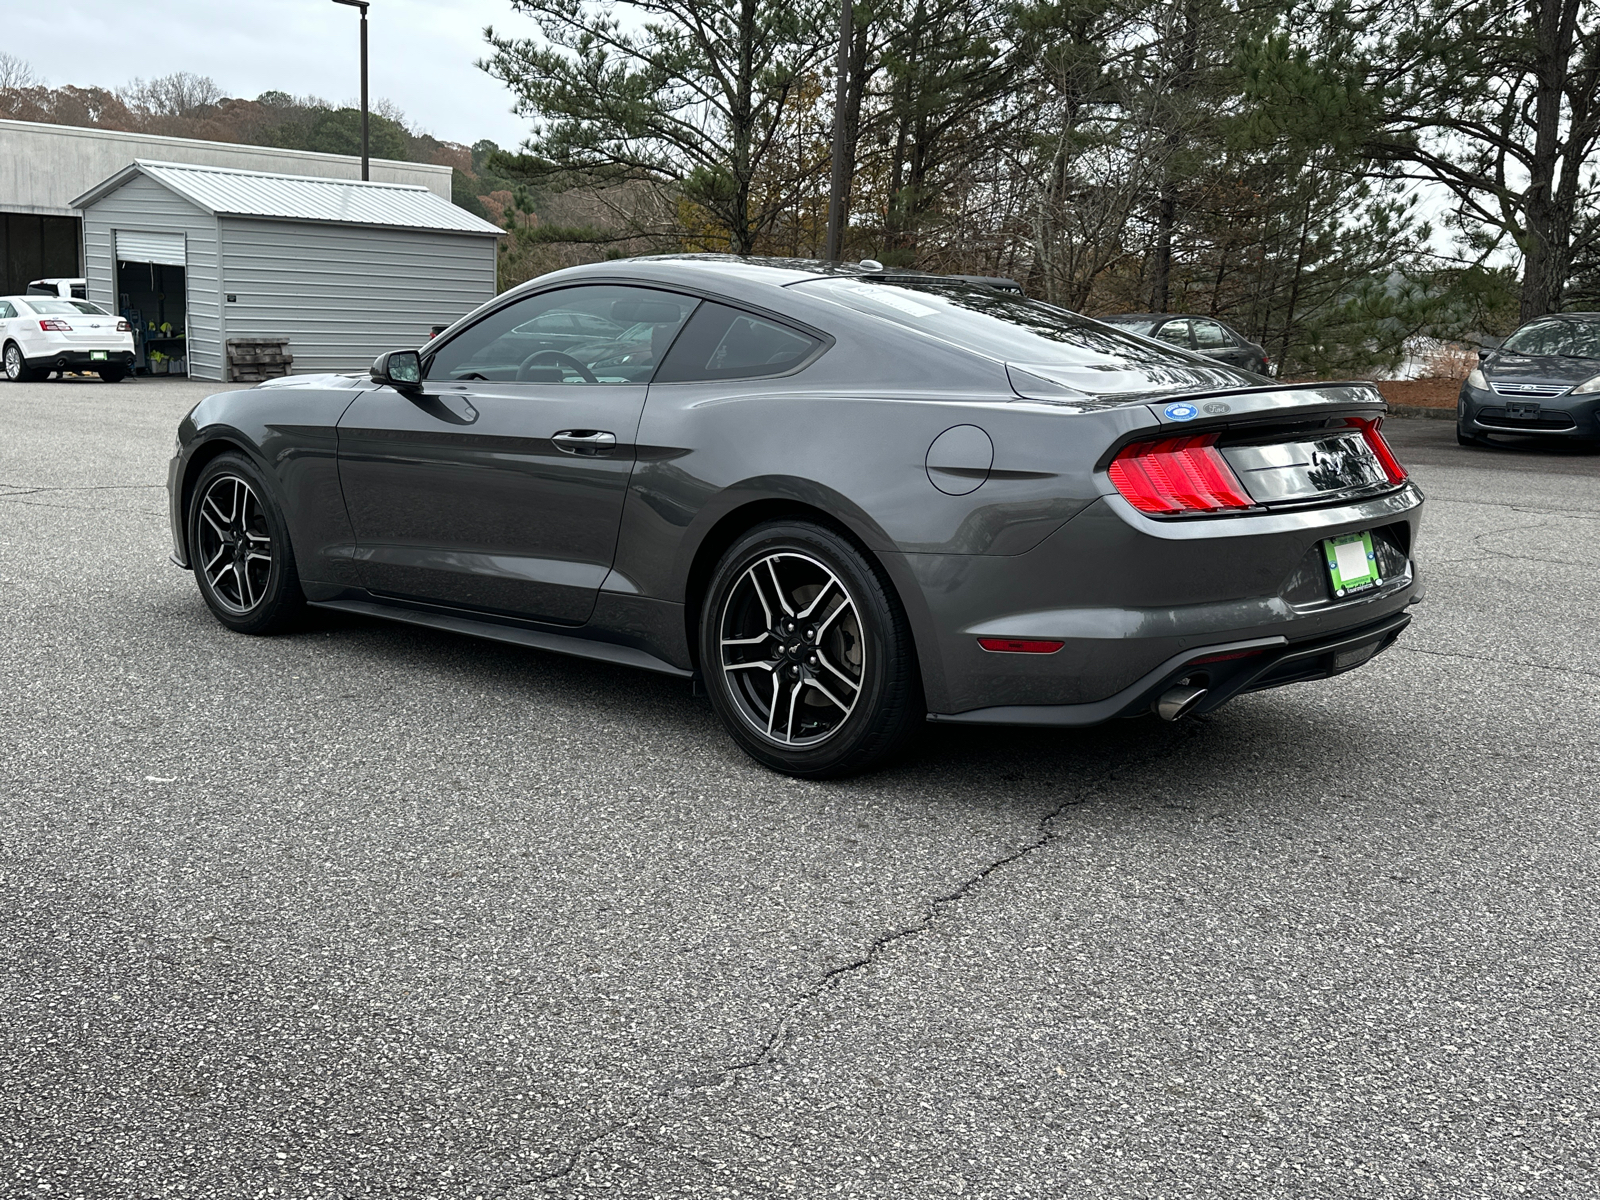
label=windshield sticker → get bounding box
[844,285,938,318]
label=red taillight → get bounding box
[1107,434,1253,514]
[1352,417,1408,484]
[116,318,131,332]
[977,638,1065,654]
[39,318,72,332]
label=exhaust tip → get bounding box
[1155,682,1208,722]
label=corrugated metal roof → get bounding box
[72,160,503,236]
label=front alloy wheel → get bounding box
[700,521,922,777]
[195,474,275,613]
[188,453,305,634]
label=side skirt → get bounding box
[308,596,694,679]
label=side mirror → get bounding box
[371,349,423,391]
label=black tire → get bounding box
[699,520,923,778]
[1457,427,1482,447]
[98,366,128,383]
[187,452,306,634]
[3,342,42,382]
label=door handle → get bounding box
[551,429,617,456]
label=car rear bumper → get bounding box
[903,482,1425,719]
[24,349,136,371]
[927,608,1414,726]
[1458,383,1600,438]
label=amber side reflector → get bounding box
[978,638,1065,654]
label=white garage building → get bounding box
[71,160,502,380]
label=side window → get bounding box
[0,302,13,319]
[654,302,823,383]
[425,285,698,385]
[1153,319,1192,348]
[1192,319,1233,350]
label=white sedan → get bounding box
[1,295,136,383]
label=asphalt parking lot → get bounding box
[2,376,1597,1199]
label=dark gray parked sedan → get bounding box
[1458,313,1600,445]
[168,257,1424,777]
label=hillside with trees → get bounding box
[0,54,522,245]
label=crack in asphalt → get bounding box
[0,483,163,495]
[498,747,1179,1193]
[1427,495,1600,520]
[1397,644,1600,682]
[0,483,166,515]
[1463,523,1598,569]
[0,497,164,513]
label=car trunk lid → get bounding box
[62,318,122,344]
[1099,382,1408,515]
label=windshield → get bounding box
[791,279,1251,396]
[1500,318,1600,359]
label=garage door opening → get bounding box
[114,230,187,377]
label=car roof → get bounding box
[1,295,103,308]
[515,254,1025,299]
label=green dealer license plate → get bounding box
[90,351,107,360]
[1324,531,1379,597]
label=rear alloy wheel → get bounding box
[700,520,922,778]
[188,453,305,634]
[3,342,41,383]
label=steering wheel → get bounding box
[518,350,599,384]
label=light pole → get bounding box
[332,0,370,181]
[824,0,852,261]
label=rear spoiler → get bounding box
[1142,382,1386,430]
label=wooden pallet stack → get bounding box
[226,338,294,383]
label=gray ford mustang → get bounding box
[168,256,1425,777]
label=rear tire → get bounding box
[98,366,128,383]
[699,520,923,778]
[187,452,306,634]
[3,342,42,382]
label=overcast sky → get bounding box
[10,0,538,148]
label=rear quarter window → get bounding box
[654,302,823,382]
